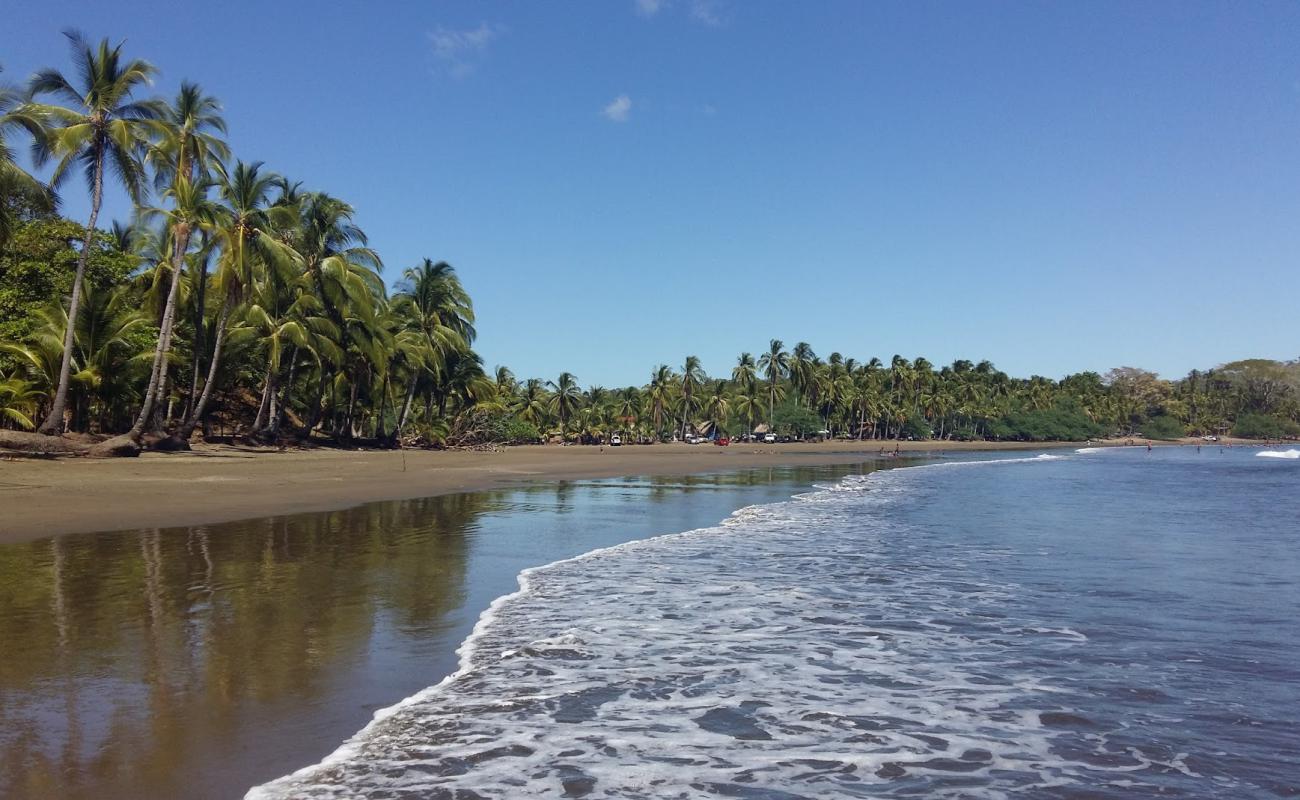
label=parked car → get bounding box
[763,433,777,443]
[715,437,730,446]
[610,434,622,446]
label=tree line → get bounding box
[1,34,1297,452]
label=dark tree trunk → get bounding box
[38,145,104,435]
[130,222,192,440]
[179,299,230,441]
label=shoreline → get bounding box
[0,440,1083,544]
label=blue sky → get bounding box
[5,1,1299,387]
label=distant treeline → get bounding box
[2,35,1297,448]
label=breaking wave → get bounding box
[248,452,1210,799]
[1256,449,1300,459]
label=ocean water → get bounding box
[252,446,1300,799]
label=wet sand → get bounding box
[0,440,1071,543]
[0,464,899,799]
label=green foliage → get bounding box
[0,217,136,347]
[901,412,931,440]
[772,401,821,436]
[993,403,1103,441]
[497,414,542,444]
[1142,415,1186,440]
[1233,412,1300,440]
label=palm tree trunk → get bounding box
[130,224,191,439]
[179,298,229,440]
[393,374,418,444]
[37,147,103,435]
[305,369,328,433]
[375,371,389,441]
[183,254,210,422]
[341,377,359,439]
[252,353,275,433]
[267,349,297,437]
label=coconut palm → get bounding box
[757,338,789,428]
[515,378,548,427]
[180,161,300,439]
[142,82,228,422]
[615,386,640,437]
[547,372,582,436]
[0,370,41,430]
[127,172,222,440]
[285,191,383,435]
[3,284,149,431]
[789,342,816,406]
[678,355,704,439]
[0,65,54,249]
[646,364,675,439]
[732,352,757,392]
[704,379,730,435]
[25,32,159,434]
[734,388,763,437]
[389,259,475,437]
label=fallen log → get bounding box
[0,430,91,456]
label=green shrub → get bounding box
[900,412,932,440]
[1142,415,1186,440]
[1233,413,1300,439]
[995,403,1103,441]
[772,402,822,437]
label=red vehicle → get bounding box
[715,437,730,446]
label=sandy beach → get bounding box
[0,440,1076,543]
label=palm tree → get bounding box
[704,379,730,436]
[25,31,158,434]
[144,82,228,423]
[127,172,221,440]
[646,364,674,439]
[547,372,582,436]
[757,338,789,429]
[679,355,704,439]
[515,378,548,427]
[144,81,228,188]
[789,342,816,406]
[493,366,518,404]
[615,386,640,438]
[390,258,475,438]
[0,65,54,249]
[180,161,299,440]
[734,388,763,437]
[288,191,383,436]
[732,352,756,393]
[3,285,149,432]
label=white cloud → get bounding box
[427,23,500,77]
[689,0,724,26]
[701,103,717,116]
[635,0,664,16]
[602,94,633,122]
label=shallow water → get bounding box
[0,463,892,800]
[253,447,1300,799]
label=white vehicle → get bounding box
[610,434,622,446]
[763,433,777,443]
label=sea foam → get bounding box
[1257,449,1300,459]
[248,455,1167,799]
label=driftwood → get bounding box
[0,430,91,455]
[86,434,141,458]
[0,430,147,458]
